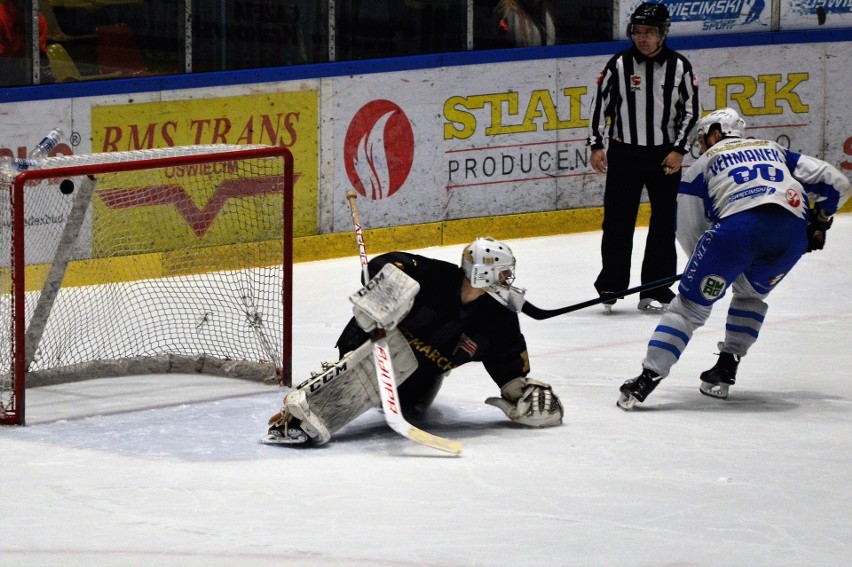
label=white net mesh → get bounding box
[0,145,292,423]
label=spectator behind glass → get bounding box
[495,0,556,47]
[0,0,51,86]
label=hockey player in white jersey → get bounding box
[262,237,564,445]
[617,107,851,409]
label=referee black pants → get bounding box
[594,141,678,303]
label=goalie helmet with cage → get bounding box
[628,2,671,39]
[692,107,747,144]
[461,237,516,290]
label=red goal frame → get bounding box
[2,145,294,425]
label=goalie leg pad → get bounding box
[268,329,419,444]
[284,389,331,444]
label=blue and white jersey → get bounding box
[676,137,851,252]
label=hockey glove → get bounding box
[485,377,563,427]
[806,209,833,253]
[350,263,420,332]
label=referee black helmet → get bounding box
[628,3,671,39]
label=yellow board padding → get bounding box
[13,239,285,292]
[13,202,852,289]
[296,205,624,261]
[160,239,284,277]
[13,206,607,290]
[293,199,851,260]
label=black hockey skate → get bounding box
[637,288,675,314]
[599,291,620,315]
[258,403,310,446]
[617,369,661,410]
[637,297,669,314]
[260,422,309,445]
[699,352,740,400]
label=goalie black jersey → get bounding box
[336,251,531,390]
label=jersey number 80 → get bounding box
[728,164,785,184]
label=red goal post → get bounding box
[1,144,294,425]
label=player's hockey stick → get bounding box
[346,192,462,455]
[521,273,683,320]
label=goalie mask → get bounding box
[692,107,746,145]
[461,237,516,290]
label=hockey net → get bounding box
[0,144,294,425]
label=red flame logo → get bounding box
[343,100,414,201]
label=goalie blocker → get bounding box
[263,240,564,446]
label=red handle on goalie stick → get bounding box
[521,273,683,320]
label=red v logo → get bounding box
[97,174,297,237]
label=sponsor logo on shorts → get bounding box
[700,275,726,300]
[768,272,787,286]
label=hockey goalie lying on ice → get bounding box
[263,237,564,446]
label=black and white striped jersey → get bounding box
[587,45,700,153]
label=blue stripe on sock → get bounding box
[726,323,759,338]
[655,325,690,343]
[728,308,765,323]
[649,339,683,359]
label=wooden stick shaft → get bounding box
[346,191,370,283]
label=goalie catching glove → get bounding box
[350,263,420,332]
[486,377,563,427]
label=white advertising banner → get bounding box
[1,37,850,244]
[0,83,317,265]
[618,0,770,36]
[616,0,852,35]
[782,0,852,29]
[329,57,601,231]
[329,40,851,231]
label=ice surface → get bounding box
[2,218,850,567]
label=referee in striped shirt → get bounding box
[587,2,699,313]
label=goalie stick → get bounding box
[520,274,683,320]
[346,192,462,456]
